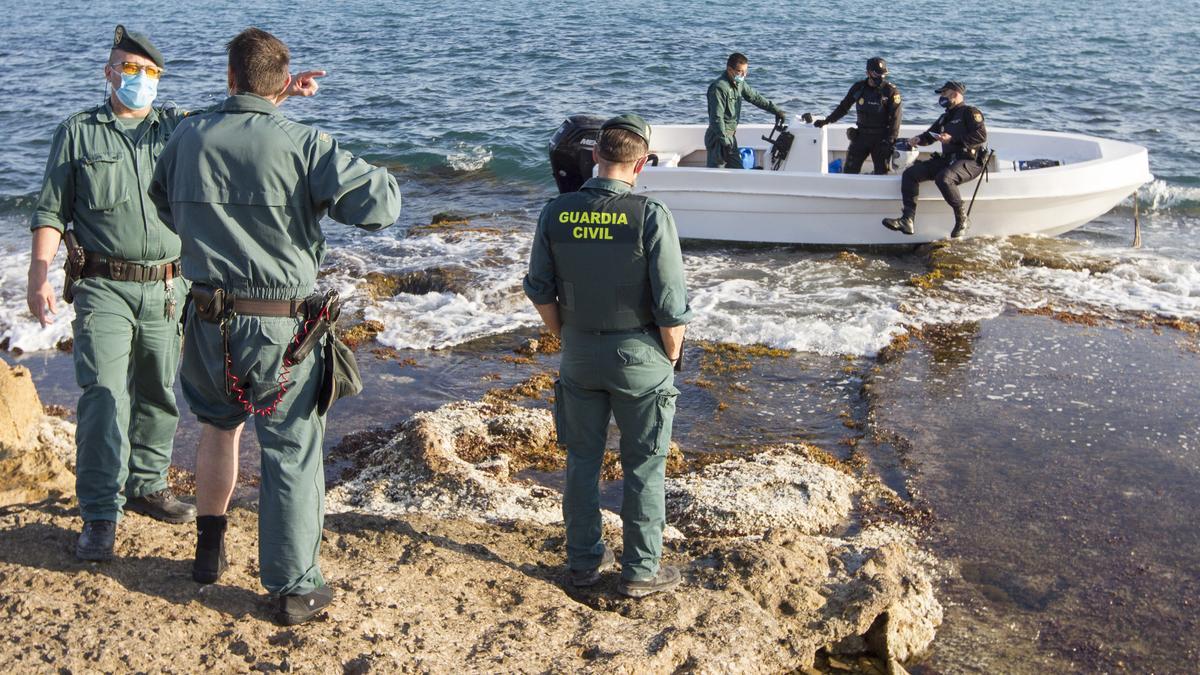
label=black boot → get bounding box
[276,585,335,626]
[950,206,971,238]
[882,213,916,236]
[192,515,228,584]
[76,520,117,561]
[618,564,682,599]
[127,488,197,524]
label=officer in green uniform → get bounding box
[705,52,787,169]
[150,27,399,626]
[27,26,199,561]
[525,114,692,598]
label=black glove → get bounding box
[813,118,828,128]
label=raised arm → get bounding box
[308,133,400,231]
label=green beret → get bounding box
[601,113,651,145]
[112,25,164,69]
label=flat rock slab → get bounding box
[666,445,858,537]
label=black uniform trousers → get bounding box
[901,156,984,215]
[844,130,892,175]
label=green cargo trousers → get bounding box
[180,304,327,596]
[556,325,679,581]
[71,276,184,523]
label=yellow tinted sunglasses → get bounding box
[113,61,163,80]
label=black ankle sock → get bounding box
[196,515,227,549]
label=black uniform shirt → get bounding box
[920,103,988,159]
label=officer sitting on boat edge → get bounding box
[883,80,988,238]
[705,52,787,169]
[524,113,692,598]
[813,57,902,175]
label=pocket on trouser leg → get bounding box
[651,386,679,456]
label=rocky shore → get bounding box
[0,357,941,673]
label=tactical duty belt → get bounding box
[80,254,180,283]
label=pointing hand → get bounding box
[287,70,327,97]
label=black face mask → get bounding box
[938,96,951,109]
[868,73,885,86]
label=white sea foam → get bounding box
[0,242,75,353]
[2,209,1197,359]
[445,143,493,172]
[1137,179,1200,212]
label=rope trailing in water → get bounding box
[1132,187,1142,248]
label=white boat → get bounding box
[550,118,1152,245]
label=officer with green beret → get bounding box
[525,113,692,597]
[705,52,787,169]
[27,26,326,563]
[27,25,201,561]
[150,27,400,626]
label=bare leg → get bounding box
[195,422,244,516]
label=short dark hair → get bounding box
[596,128,647,163]
[226,28,289,97]
[727,52,748,69]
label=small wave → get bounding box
[446,143,493,172]
[1135,179,1200,212]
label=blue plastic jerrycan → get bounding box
[828,158,843,173]
[740,147,756,169]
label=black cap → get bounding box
[112,25,164,69]
[601,113,651,146]
[867,57,888,75]
[934,80,966,94]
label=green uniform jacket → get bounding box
[524,177,692,329]
[31,102,194,264]
[705,72,781,148]
[150,94,401,298]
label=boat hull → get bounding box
[630,124,1153,245]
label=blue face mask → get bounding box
[733,74,745,84]
[115,72,158,110]
[938,95,951,109]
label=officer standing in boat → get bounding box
[705,52,787,168]
[813,57,902,174]
[28,26,207,561]
[524,114,692,597]
[883,81,988,238]
[150,27,399,625]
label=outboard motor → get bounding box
[549,114,607,193]
[891,140,919,172]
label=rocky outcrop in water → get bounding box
[0,373,941,672]
[328,399,943,671]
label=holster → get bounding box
[62,230,86,304]
[191,285,227,323]
[287,290,343,365]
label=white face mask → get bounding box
[115,72,158,109]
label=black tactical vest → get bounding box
[542,188,655,331]
[853,81,896,132]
